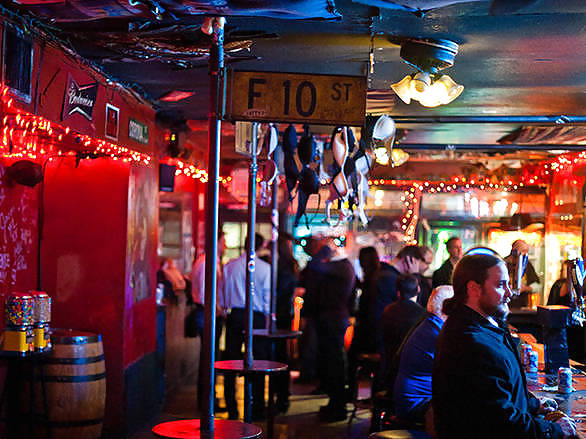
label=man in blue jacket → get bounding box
[393,285,454,425]
[433,253,576,439]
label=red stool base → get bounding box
[152,419,262,439]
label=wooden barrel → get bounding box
[25,329,106,439]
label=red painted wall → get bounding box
[0,160,39,300]
[41,157,158,435]
[42,156,129,431]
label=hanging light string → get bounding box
[368,153,585,243]
[0,86,151,164]
[0,86,215,182]
[174,160,209,183]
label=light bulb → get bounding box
[418,81,446,107]
[391,148,409,167]
[410,72,431,95]
[374,146,390,166]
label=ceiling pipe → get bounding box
[398,143,586,151]
[390,115,586,124]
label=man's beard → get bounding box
[479,288,510,320]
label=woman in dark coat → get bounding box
[274,236,299,413]
[347,246,380,401]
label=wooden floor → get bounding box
[131,372,372,439]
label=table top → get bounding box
[527,368,586,438]
[0,350,52,360]
[214,360,288,374]
[251,329,301,339]
[152,419,262,439]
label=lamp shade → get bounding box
[391,75,412,104]
[435,74,464,104]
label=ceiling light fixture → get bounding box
[391,38,464,107]
[159,90,195,102]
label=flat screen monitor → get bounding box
[159,164,176,192]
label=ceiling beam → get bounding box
[398,143,586,151]
[392,116,586,124]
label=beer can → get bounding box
[527,350,539,373]
[558,367,573,393]
[523,345,533,367]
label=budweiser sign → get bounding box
[62,75,98,121]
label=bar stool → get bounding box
[215,360,287,439]
[370,390,394,432]
[369,429,431,439]
[348,352,381,425]
[251,329,300,439]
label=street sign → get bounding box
[228,71,366,126]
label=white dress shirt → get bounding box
[221,253,271,314]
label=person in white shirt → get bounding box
[190,232,226,412]
[221,233,271,420]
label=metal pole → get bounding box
[201,16,224,435]
[244,122,258,422]
[390,115,586,125]
[269,147,279,334]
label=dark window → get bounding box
[3,26,33,102]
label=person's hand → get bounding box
[537,397,558,414]
[554,415,576,438]
[404,256,419,274]
[520,284,533,294]
[294,287,306,298]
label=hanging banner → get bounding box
[228,71,366,126]
[62,74,98,121]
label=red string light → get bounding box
[0,85,151,165]
[366,150,586,243]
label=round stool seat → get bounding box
[368,429,431,439]
[153,419,262,439]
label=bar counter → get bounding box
[527,363,586,438]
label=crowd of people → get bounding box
[158,233,577,438]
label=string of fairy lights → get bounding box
[368,161,584,243]
[2,83,585,242]
[0,85,210,183]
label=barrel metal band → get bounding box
[44,354,105,365]
[51,334,102,344]
[43,372,106,382]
